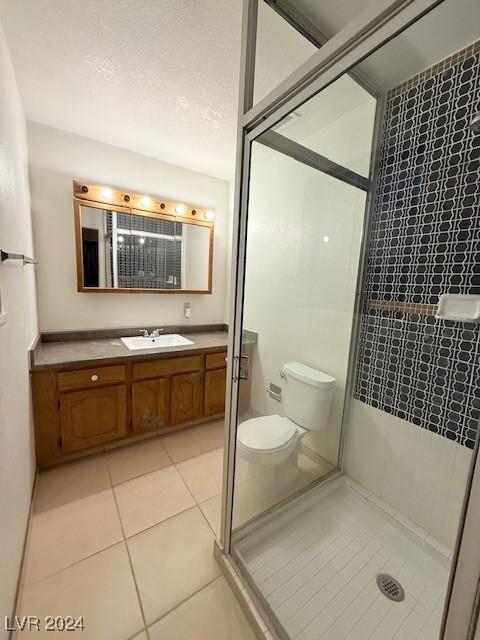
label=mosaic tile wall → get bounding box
[354,42,480,449]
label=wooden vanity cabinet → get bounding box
[204,351,227,415]
[171,372,203,424]
[31,350,228,467]
[60,384,127,453]
[205,369,227,415]
[132,377,170,432]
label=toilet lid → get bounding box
[238,415,298,452]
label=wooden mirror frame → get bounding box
[73,181,214,294]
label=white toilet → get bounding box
[237,362,335,474]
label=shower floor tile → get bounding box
[233,478,449,640]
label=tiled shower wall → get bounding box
[354,41,480,449]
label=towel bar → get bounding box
[0,250,38,265]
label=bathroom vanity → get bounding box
[29,326,245,467]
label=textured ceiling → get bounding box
[2,0,478,182]
[0,0,242,180]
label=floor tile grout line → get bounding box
[23,535,125,589]
[112,450,222,635]
[252,479,450,600]
[162,440,225,466]
[29,423,226,640]
[197,493,221,539]
[342,593,386,640]
[173,448,224,507]
[173,462,201,506]
[157,436,174,466]
[257,509,372,601]
[126,629,148,640]
[255,505,363,578]
[286,525,389,635]
[24,505,220,627]
[310,536,410,640]
[107,443,224,491]
[109,460,174,489]
[240,479,448,640]
[145,574,223,632]
[242,486,354,576]
[124,503,202,540]
[27,496,199,587]
[268,519,375,611]
[107,460,151,640]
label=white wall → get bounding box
[27,122,231,331]
[254,1,316,104]
[243,143,367,465]
[0,22,38,637]
[240,76,375,466]
[345,400,472,550]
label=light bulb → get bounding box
[204,210,215,221]
[118,236,124,243]
[101,187,113,199]
[322,236,330,243]
[139,237,145,244]
[175,204,186,215]
[140,197,151,207]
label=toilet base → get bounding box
[246,452,299,491]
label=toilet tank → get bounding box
[282,362,335,431]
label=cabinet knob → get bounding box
[91,374,99,382]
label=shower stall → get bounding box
[219,1,480,639]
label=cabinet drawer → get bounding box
[58,365,126,392]
[133,355,202,381]
[205,351,227,370]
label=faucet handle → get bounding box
[139,329,149,338]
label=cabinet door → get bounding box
[204,368,227,416]
[60,385,126,453]
[132,378,169,433]
[171,372,203,424]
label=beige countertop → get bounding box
[31,331,231,370]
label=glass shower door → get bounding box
[223,2,480,639]
[230,71,377,533]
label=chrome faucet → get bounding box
[139,328,164,338]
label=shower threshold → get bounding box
[232,476,451,640]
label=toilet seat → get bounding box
[238,415,302,453]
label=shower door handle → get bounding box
[239,355,249,380]
[232,355,249,381]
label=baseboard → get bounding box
[8,467,38,639]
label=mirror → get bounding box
[75,202,213,293]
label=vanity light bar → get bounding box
[73,181,215,223]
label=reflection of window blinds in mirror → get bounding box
[105,212,182,289]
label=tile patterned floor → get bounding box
[15,419,256,639]
[234,478,451,640]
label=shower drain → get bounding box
[376,573,405,602]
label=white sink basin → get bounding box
[121,334,194,351]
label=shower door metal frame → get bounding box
[221,0,446,554]
[221,0,480,637]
